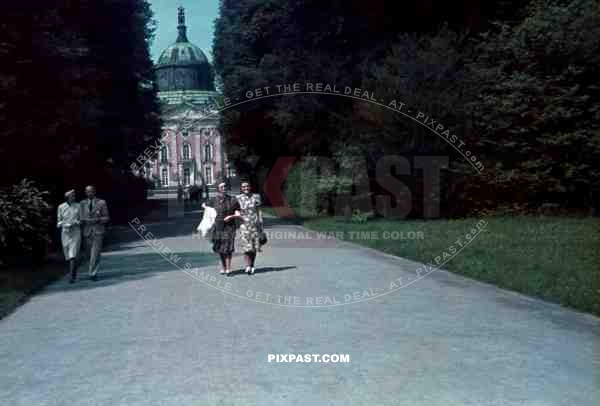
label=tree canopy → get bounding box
[213,0,600,215]
[0,0,161,199]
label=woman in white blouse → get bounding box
[57,190,81,283]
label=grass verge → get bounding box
[302,215,600,316]
[0,255,67,320]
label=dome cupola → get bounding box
[155,7,214,92]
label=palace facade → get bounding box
[145,7,234,194]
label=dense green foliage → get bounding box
[0,1,161,264]
[213,0,600,216]
[0,180,51,266]
[0,0,161,205]
[464,0,600,213]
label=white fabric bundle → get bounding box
[197,205,216,238]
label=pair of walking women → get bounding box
[202,179,263,276]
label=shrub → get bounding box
[0,180,52,266]
[351,209,368,224]
[282,160,321,218]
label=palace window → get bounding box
[160,147,168,162]
[161,168,169,186]
[205,166,213,185]
[227,164,236,178]
[183,144,191,160]
[183,168,191,185]
[204,144,213,161]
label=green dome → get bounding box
[154,7,215,92]
[156,42,209,67]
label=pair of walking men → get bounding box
[57,185,110,283]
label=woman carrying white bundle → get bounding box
[197,204,216,238]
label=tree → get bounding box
[0,0,162,199]
[464,0,600,211]
[213,0,598,215]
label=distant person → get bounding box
[177,184,184,202]
[57,190,81,283]
[202,180,241,275]
[236,179,263,274]
[80,185,110,281]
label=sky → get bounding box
[148,0,220,63]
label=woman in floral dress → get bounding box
[236,180,263,274]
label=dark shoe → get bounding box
[91,275,98,281]
[69,278,76,284]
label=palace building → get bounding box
[146,7,235,195]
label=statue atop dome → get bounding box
[177,6,188,43]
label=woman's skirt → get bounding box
[61,226,81,260]
[211,221,236,254]
[239,222,260,253]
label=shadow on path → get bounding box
[103,199,316,260]
[225,266,297,277]
[262,215,305,227]
[106,212,202,248]
[42,252,218,294]
[107,208,306,251]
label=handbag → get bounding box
[258,222,267,246]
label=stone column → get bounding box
[195,126,201,186]
[169,132,178,186]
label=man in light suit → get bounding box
[80,185,110,281]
